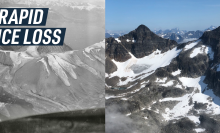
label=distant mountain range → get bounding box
[0,0,104,11]
[106,26,217,44]
[0,0,105,50]
[105,33,126,38]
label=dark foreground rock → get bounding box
[0,108,105,133]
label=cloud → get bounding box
[105,104,140,133]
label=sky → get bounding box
[106,0,220,32]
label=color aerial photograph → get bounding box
[0,0,105,132]
[105,0,220,133]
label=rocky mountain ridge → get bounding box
[0,40,105,121]
[106,26,217,44]
[105,24,220,133]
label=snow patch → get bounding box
[115,38,121,43]
[184,40,200,51]
[161,80,174,87]
[207,47,214,60]
[194,128,205,133]
[172,69,181,76]
[110,47,181,86]
[155,77,167,83]
[53,54,77,80]
[26,46,39,57]
[126,113,131,116]
[187,116,200,124]
[85,40,104,53]
[161,76,220,121]
[190,45,208,58]
[47,55,70,86]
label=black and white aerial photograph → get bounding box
[0,0,105,132]
[105,0,220,133]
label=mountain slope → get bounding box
[105,25,220,133]
[0,41,105,121]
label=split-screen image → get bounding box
[0,0,220,133]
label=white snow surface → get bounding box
[160,80,174,87]
[184,40,200,51]
[26,46,39,57]
[194,128,206,132]
[110,47,181,86]
[115,38,121,43]
[161,76,220,121]
[155,77,167,83]
[171,69,181,76]
[105,82,146,99]
[190,45,209,58]
[85,40,104,53]
[47,55,71,86]
[126,39,131,42]
[207,47,214,60]
[187,116,200,124]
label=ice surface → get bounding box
[184,40,200,51]
[161,76,220,121]
[160,80,174,87]
[187,116,200,124]
[115,38,121,43]
[53,54,77,80]
[194,128,205,133]
[207,47,214,60]
[47,55,70,86]
[111,47,181,86]
[26,46,39,57]
[190,45,209,58]
[85,40,104,53]
[171,69,181,76]
[155,78,167,83]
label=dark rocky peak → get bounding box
[105,37,118,44]
[105,37,131,62]
[114,24,178,58]
[200,26,220,46]
[200,26,220,63]
[135,24,151,32]
[119,24,157,42]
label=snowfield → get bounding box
[184,39,200,51]
[161,76,220,121]
[110,47,181,86]
[171,69,181,76]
